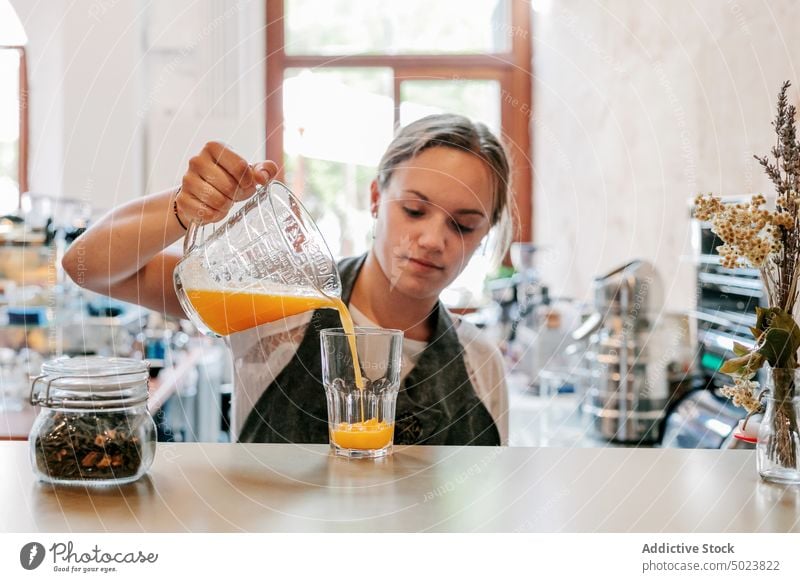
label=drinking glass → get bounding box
[320,327,403,458]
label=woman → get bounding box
[63,114,513,445]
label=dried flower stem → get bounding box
[755,81,800,316]
[696,81,800,474]
[767,368,798,469]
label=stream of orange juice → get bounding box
[187,288,394,449]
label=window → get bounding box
[266,0,532,304]
[267,0,532,240]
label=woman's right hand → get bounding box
[176,141,279,225]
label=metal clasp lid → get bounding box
[29,356,150,409]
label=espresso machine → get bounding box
[574,260,686,444]
[485,243,543,349]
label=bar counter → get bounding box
[1,442,798,532]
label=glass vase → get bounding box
[757,368,800,485]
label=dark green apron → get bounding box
[237,254,501,446]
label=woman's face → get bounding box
[371,146,494,301]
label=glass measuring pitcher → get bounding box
[173,180,341,336]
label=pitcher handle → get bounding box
[183,220,200,255]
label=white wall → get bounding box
[61,0,143,213]
[11,0,65,197]
[141,0,265,196]
[532,0,800,311]
[11,0,265,215]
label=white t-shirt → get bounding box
[228,303,509,445]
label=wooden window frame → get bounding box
[265,0,532,241]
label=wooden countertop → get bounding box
[1,442,798,532]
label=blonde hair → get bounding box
[376,114,514,267]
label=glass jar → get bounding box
[28,356,156,486]
[757,392,800,485]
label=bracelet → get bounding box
[173,187,188,230]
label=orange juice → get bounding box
[330,296,366,393]
[186,289,364,389]
[186,289,334,335]
[330,418,394,450]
